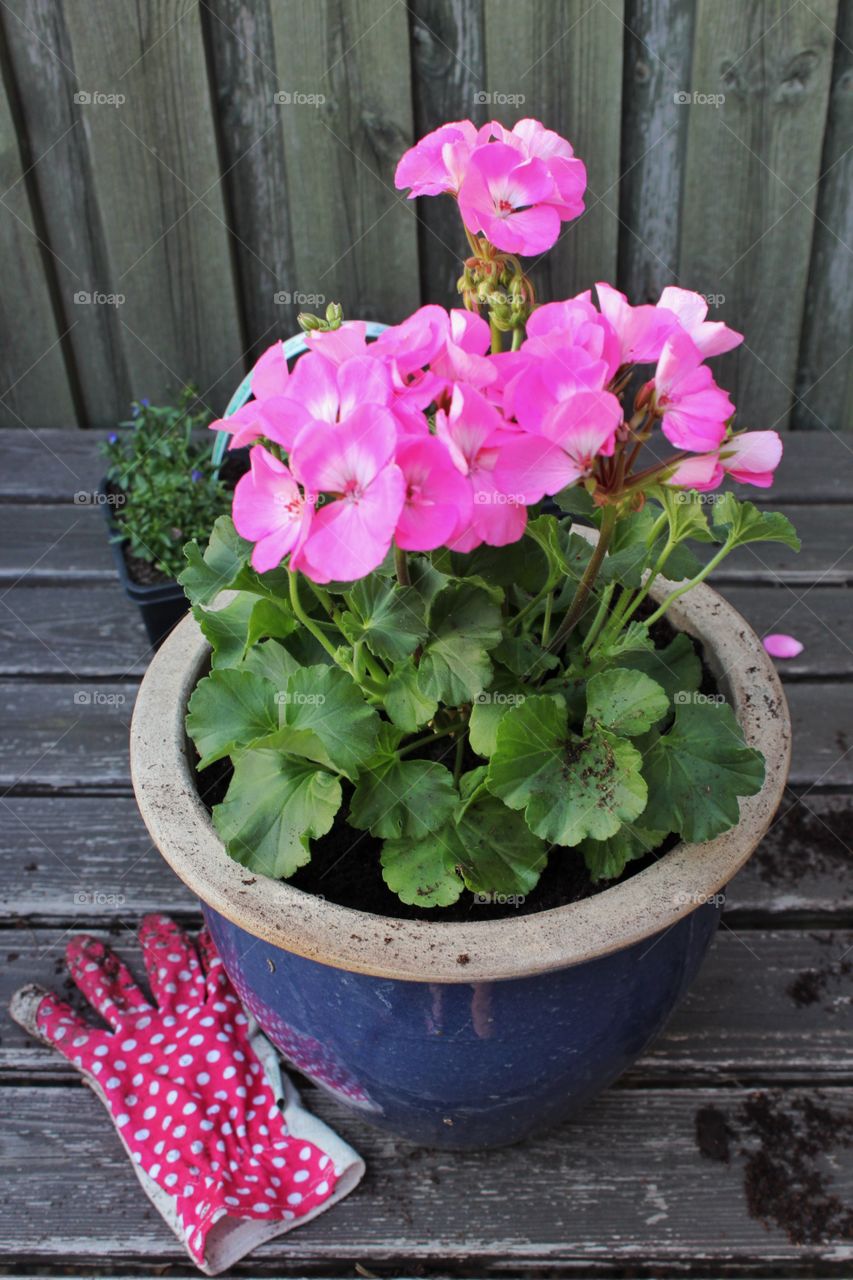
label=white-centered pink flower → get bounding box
[494,388,622,503]
[290,406,405,583]
[488,118,586,220]
[665,431,783,491]
[652,330,734,453]
[657,287,743,358]
[232,446,313,574]
[595,282,677,367]
[458,142,562,256]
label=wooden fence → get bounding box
[0,0,850,433]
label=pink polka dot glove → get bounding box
[9,915,364,1274]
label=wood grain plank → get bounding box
[679,0,838,431]
[60,0,243,415]
[3,501,848,585]
[1,788,850,926]
[0,1083,850,1265]
[618,0,695,302]
[201,0,297,359]
[722,586,853,679]
[1,0,132,426]
[485,0,625,301]
[2,926,849,1085]
[268,0,420,325]
[0,587,152,676]
[407,0,487,308]
[793,0,853,433]
[0,65,76,429]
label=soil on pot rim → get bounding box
[193,613,725,923]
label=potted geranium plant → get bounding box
[131,119,796,1149]
[101,387,231,646]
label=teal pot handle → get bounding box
[211,321,390,469]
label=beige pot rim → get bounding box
[130,577,791,984]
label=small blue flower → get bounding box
[108,432,118,444]
[191,468,204,483]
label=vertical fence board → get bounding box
[201,0,298,358]
[407,0,487,308]
[61,0,243,417]
[485,0,624,302]
[268,0,419,325]
[1,0,129,426]
[679,0,838,431]
[0,69,76,427]
[618,0,695,303]
[793,0,853,432]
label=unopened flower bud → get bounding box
[635,379,654,411]
[297,311,323,333]
[325,302,343,329]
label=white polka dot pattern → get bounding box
[36,915,337,1266]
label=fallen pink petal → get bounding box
[763,633,804,659]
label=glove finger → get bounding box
[139,914,206,1012]
[197,928,232,1000]
[23,989,113,1073]
[66,934,152,1028]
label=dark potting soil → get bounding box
[696,1093,853,1245]
[193,608,722,923]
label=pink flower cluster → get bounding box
[395,119,587,256]
[213,286,781,584]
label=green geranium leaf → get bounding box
[599,508,661,589]
[712,492,800,552]
[552,484,595,518]
[491,633,558,680]
[642,700,765,842]
[186,669,278,769]
[380,834,463,908]
[417,580,503,705]
[350,755,457,841]
[580,824,668,882]
[586,668,669,737]
[594,621,655,663]
[452,540,545,592]
[195,593,296,669]
[657,487,716,544]
[339,577,427,662]
[486,694,648,846]
[241,638,302,686]
[655,539,704,582]
[384,662,438,733]
[264,665,380,779]
[469,678,528,758]
[617,632,702,701]
[451,784,549,899]
[180,516,251,606]
[214,750,342,878]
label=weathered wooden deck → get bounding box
[0,430,851,1276]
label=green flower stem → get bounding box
[453,730,467,784]
[288,570,348,666]
[510,580,557,632]
[643,539,735,628]
[540,590,554,646]
[581,582,614,653]
[511,326,526,352]
[398,723,459,757]
[489,316,504,355]
[394,544,411,587]
[456,778,489,818]
[548,503,619,651]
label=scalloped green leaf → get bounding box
[186,668,278,769]
[417,581,503,705]
[585,668,669,737]
[262,664,380,780]
[383,662,438,733]
[350,756,457,841]
[641,700,765,842]
[213,750,342,878]
[579,824,669,882]
[380,834,463,908]
[339,577,427,662]
[486,693,648,846]
[712,492,800,552]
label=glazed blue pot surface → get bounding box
[203,898,721,1149]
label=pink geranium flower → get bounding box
[251,341,290,397]
[719,430,783,488]
[435,384,527,551]
[263,352,394,450]
[657,287,743,358]
[395,437,473,552]
[458,142,562,256]
[290,407,405,582]
[232,446,313,574]
[595,283,677,367]
[395,120,480,197]
[304,320,370,364]
[494,389,622,503]
[652,330,734,453]
[490,119,586,220]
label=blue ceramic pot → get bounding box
[202,898,721,1148]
